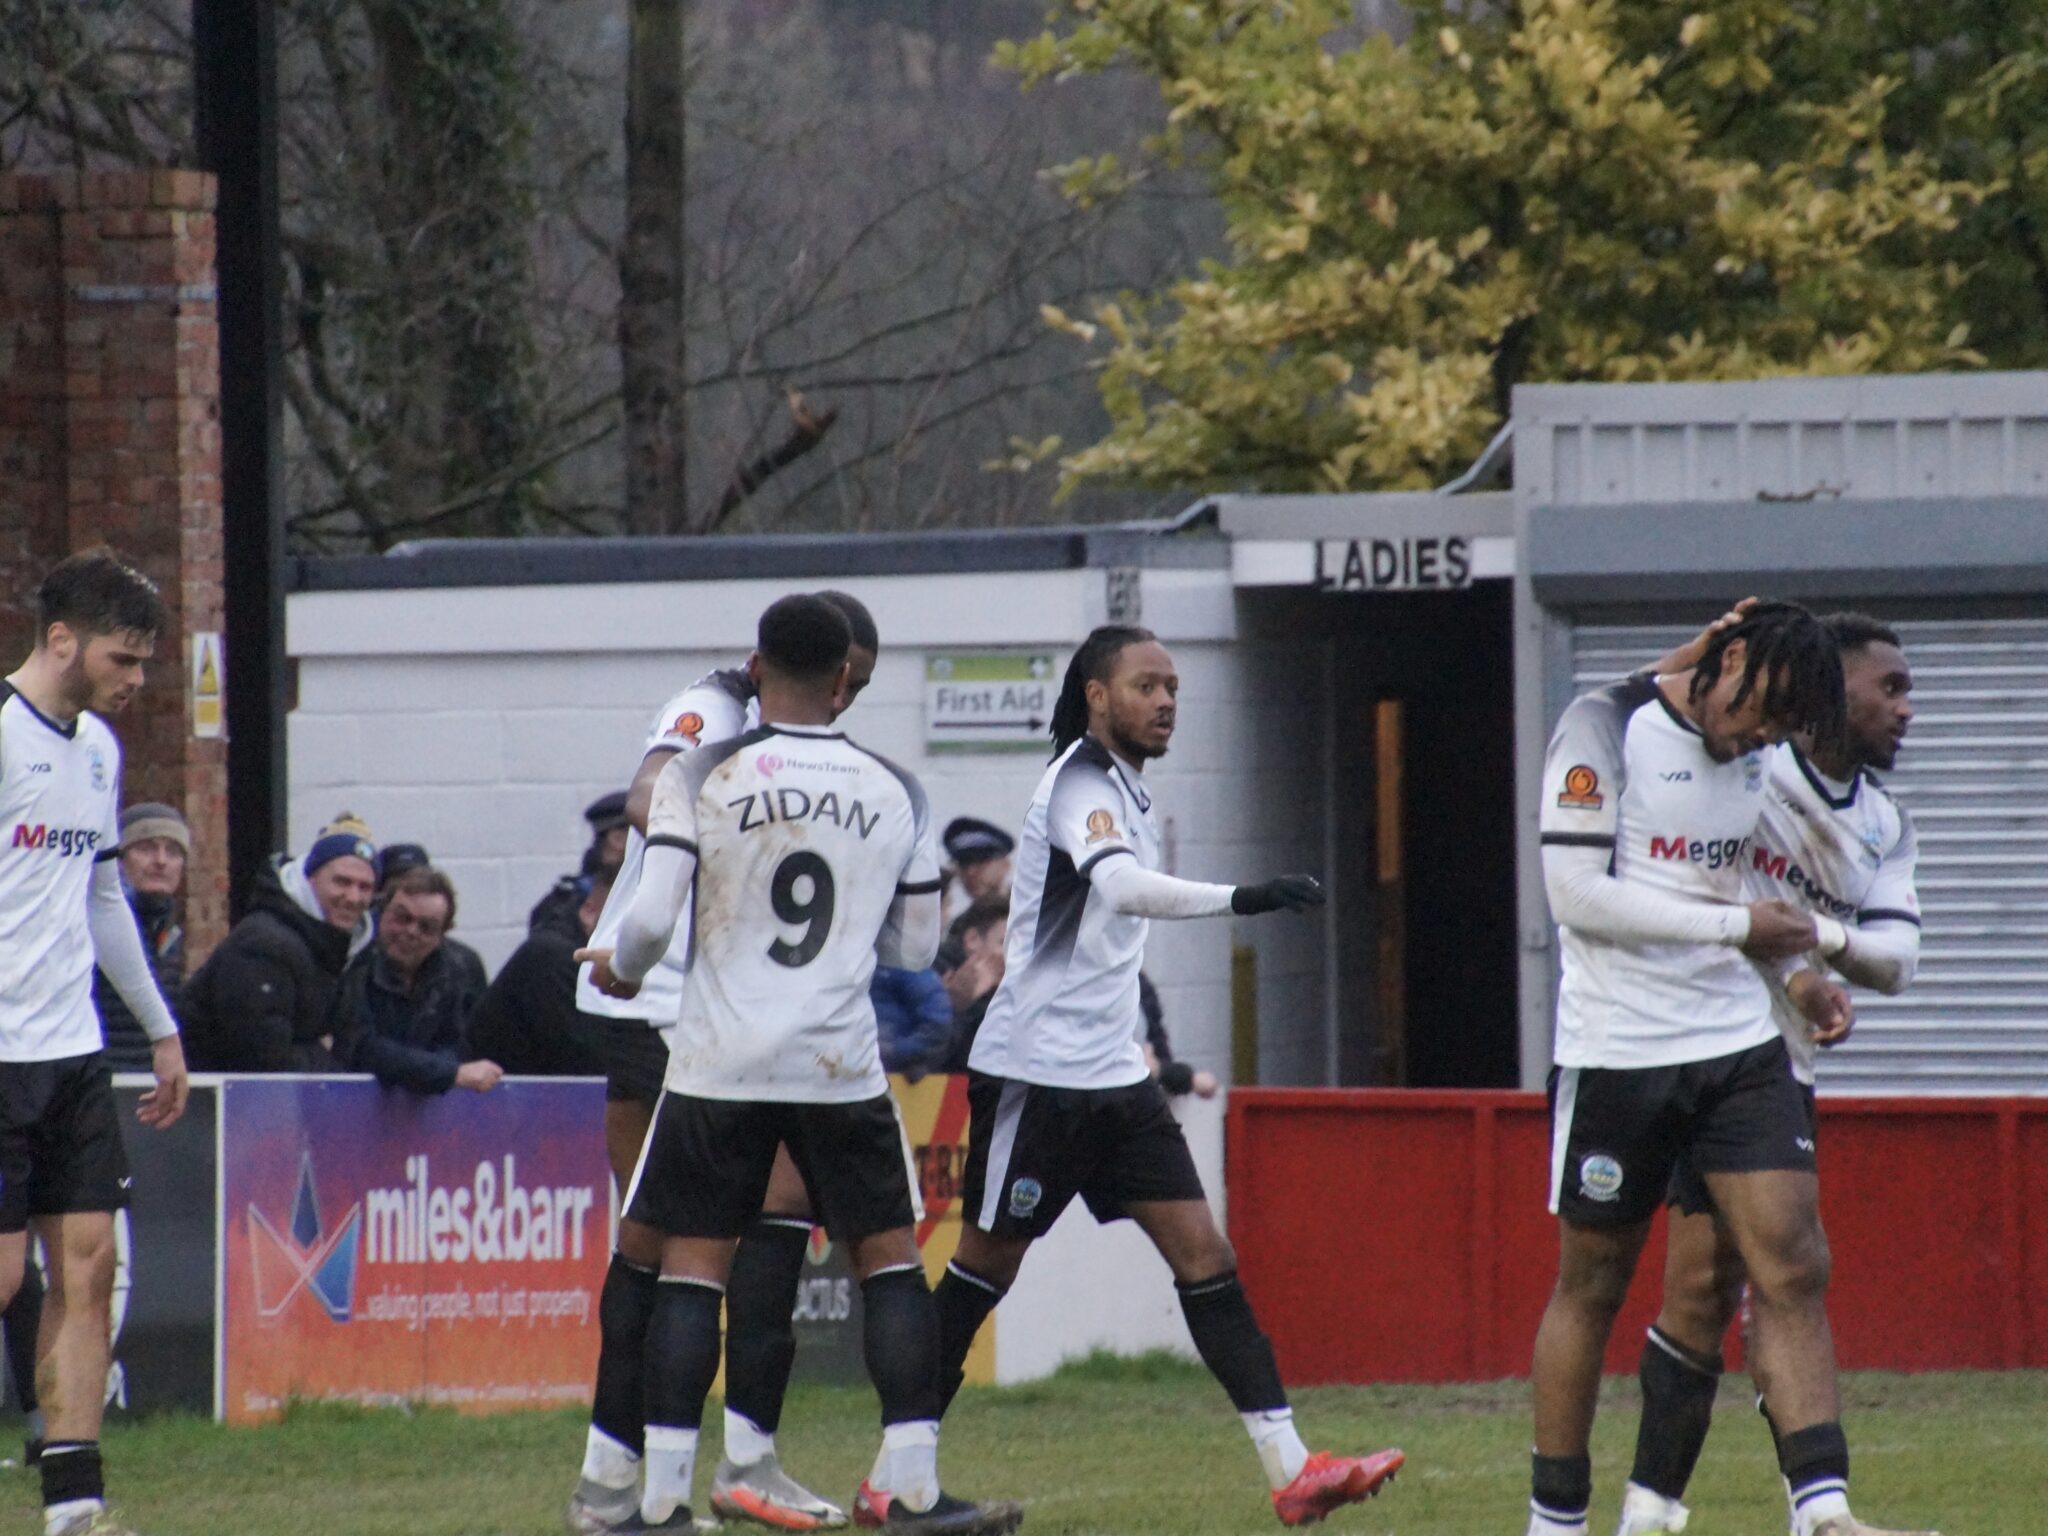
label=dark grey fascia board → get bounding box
[290,523,1227,592]
[1529,496,2048,605]
[1214,491,1514,540]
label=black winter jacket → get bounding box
[93,886,184,1072]
[334,944,483,1094]
[179,863,353,1072]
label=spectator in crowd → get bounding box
[376,841,488,996]
[1140,973,1219,1099]
[337,867,498,1094]
[179,826,377,1071]
[941,816,1013,925]
[92,802,190,1071]
[466,851,613,1077]
[870,963,955,1081]
[529,790,631,941]
[938,898,1009,1072]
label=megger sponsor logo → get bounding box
[362,1155,597,1265]
[1648,834,1752,871]
[9,824,100,856]
[1751,844,1855,920]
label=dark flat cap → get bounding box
[376,843,431,883]
[943,816,1015,866]
[585,790,630,834]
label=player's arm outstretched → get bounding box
[87,854,188,1126]
[1052,761,1324,921]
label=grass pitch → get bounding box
[3,1356,2032,1534]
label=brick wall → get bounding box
[0,170,230,958]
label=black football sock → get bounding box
[723,1215,812,1442]
[4,1261,42,1419]
[1628,1325,1722,1500]
[591,1252,660,1456]
[933,1260,1004,1415]
[1531,1452,1592,1531]
[40,1440,102,1511]
[1176,1270,1286,1414]
[1778,1421,1851,1527]
[642,1277,725,1523]
[861,1265,942,1427]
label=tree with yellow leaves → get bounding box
[1001,0,1979,493]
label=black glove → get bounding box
[1230,874,1326,915]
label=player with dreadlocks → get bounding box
[1523,600,1915,1536]
[924,625,1406,1529]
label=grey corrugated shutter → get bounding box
[1569,615,2048,1095]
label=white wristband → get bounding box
[1813,915,1849,957]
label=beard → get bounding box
[1107,718,1166,764]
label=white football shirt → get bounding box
[970,735,1160,1090]
[1541,674,1779,1069]
[0,684,123,1061]
[649,724,939,1102]
[1746,746,1920,1083]
[577,666,758,1023]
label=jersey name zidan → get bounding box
[1540,673,1778,1070]
[1747,746,1919,1084]
[577,665,758,1025]
[970,735,1160,1091]
[646,724,937,1103]
[0,684,123,1062]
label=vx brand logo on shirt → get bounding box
[24,763,50,776]
[247,1151,361,1324]
[1660,770,1693,782]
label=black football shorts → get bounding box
[1548,1037,1815,1228]
[960,1071,1207,1240]
[0,1053,131,1233]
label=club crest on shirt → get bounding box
[1743,753,1766,792]
[672,712,704,746]
[1579,1153,1624,1203]
[86,745,108,793]
[1007,1177,1043,1219]
[1556,765,1603,810]
[1084,809,1119,844]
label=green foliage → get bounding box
[999,0,1994,494]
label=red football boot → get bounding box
[1272,1449,1405,1526]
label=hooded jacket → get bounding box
[179,858,369,1072]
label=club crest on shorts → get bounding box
[1579,1153,1624,1203]
[1007,1177,1043,1219]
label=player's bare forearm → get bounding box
[625,745,680,835]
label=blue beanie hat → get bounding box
[304,831,376,878]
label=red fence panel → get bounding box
[1227,1090,2048,1385]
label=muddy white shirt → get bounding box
[1541,674,1779,1070]
[577,666,758,1024]
[0,685,122,1060]
[1747,747,1920,1084]
[647,725,939,1103]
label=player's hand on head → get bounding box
[574,947,640,1000]
[1740,898,1818,960]
[138,1034,190,1130]
[1655,596,1760,675]
[1231,874,1325,915]
[1787,969,1855,1045]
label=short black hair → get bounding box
[1050,624,1157,757]
[757,593,852,681]
[36,549,165,642]
[815,590,880,653]
[1820,611,1902,654]
[947,896,1010,946]
[1688,599,1844,739]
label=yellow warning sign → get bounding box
[191,631,224,739]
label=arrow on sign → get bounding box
[933,718,1045,732]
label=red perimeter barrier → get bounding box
[1225,1090,2048,1384]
